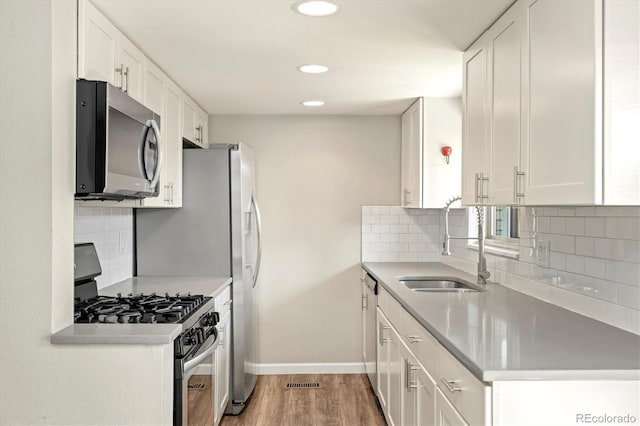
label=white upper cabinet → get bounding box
[487,6,522,205]
[401,99,422,208]
[402,97,462,209]
[78,0,189,208]
[463,0,637,206]
[461,39,490,205]
[78,0,118,85]
[117,37,145,104]
[603,0,640,205]
[522,0,602,205]
[140,59,183,208]
[79,1,143,103]
[182,94,208,149]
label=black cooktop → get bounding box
[74,293,210,324]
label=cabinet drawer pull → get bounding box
[223,299,232,306]
[407,335,422,343]
[379,323,391,345]
[441,377,463,393]
[405,359,419,390]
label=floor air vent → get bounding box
[188,383,206,390]
[285,383,321,389]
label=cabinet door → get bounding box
[522,0,602,205]
[164,78,183,207]
[487,7,522,205]
[388,325,402,426]
[603,0,640,205]
[401,99,423,208]
[436,388,468,426]
[182,94,197,144]
[461,38,490,205]
[376,312,390,417]
[78,0,118,84]
[403,348,436,426]
[117,36,144,104]
[197,109,209,148]
[416,366,436,426]
[139,60,167,207]
[215,313,230,425]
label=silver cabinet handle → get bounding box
[479,173,489,203]
[513,166,525,203]
[123,66,129,93]
[115,64,125,90]
[224,299,232,306]
[379,323,391,345]
[404,189,412,206]
[407,335,422,343]
[164,184,171,203]
[405,359,418,390]
[170,182,174,205]
[440,377,463,393]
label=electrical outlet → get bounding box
[536,239,550,268]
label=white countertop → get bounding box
[363,262,640,382]
[51,276,232,345]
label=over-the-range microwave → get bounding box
[75,79,162,200]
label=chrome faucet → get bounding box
[441,196,491,285]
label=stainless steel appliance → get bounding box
[135,143,261,415]
[363,272,377,388]
[75,79,162,200]
[72,243,220,426]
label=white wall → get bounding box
[0,2,173,424]
[74,206,134,288]
[210,115,400,369]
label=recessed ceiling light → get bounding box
[302,100,325,107]
[298,64,329,74]
[292,1,339,17]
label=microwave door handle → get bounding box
[148,119,163,190]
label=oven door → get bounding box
[181,332,219,426]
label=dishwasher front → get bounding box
[362,271,377,389]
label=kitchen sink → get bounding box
[396,277,483,292]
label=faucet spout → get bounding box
[441,197,491,285]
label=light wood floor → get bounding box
[220,374,387,426]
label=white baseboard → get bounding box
[256,362,366,375]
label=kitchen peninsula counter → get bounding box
[51,276,231,345]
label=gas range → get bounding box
[74,293,211,325]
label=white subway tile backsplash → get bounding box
[74,206,133,289]
[585,217,607,237]
[364,204,639,335]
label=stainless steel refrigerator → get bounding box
[136,143,261,415]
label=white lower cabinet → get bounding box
[436,388,468,426]
[402,344,436,426]
[376,308,402,426]
[214,286,231,426]
[376,287,487,426]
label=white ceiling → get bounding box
[92,0,513,115]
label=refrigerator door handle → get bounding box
[251,193,263,288]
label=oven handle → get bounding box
[183,331,219,374]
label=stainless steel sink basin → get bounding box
[396,277,483,292]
